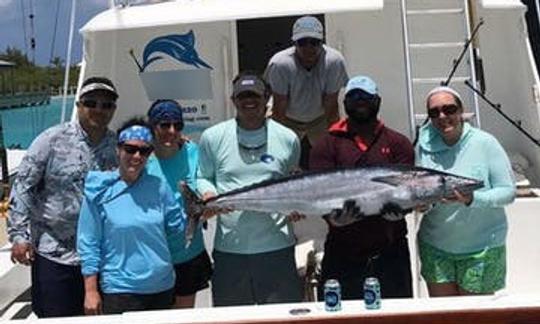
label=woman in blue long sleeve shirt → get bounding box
[416,87,516,297]
[77,118,185,314]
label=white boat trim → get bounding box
[81,0,383,33]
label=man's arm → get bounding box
[196,131,218,197]
[322,92,340,126]
[7,131,52,264]
[271,93,289,124]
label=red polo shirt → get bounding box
[309,118,414,259]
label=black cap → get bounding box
[232,75,266,98]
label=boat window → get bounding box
[236,14,325,74]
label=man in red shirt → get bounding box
[309,75,414,300]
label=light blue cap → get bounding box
[345,75,379,96]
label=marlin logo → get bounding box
[132,30,214,101]
[132,31,213,72]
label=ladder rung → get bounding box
[415,112,475,121]
[409,42,465,49]
[406,8,464,16]
[412,77,470,84]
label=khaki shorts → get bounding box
[279,115,328,145]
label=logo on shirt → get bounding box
[260,154,275,164]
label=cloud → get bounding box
[0,0,12,8]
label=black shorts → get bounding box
[174,251,213,296]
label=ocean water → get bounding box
[0,96,75,149]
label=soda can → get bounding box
[363,277,381,310]
[324,279,342,311]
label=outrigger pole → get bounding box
[442,19,484,86]
[464,80,540,148]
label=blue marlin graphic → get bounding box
[141,31,213,72]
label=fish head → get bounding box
[407,169,483,203]
[375,168,483,204]
[439,172,484,198]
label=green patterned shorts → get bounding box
[419,240,506,294]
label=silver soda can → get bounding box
[363,277,381,310]
[324,279,342,311]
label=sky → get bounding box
[0,0,110,66]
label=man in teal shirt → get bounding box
[197,73,302,306]
[145,100,212,308]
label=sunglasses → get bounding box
[80,99,116,110]
[296,38,322,47]
[345,90,378,103]
[121,144,153,157]
[235,91,263,100]
[427,104,459,119]
[157,122,183,131]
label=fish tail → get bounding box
[178,182,205,248]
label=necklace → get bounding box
[238,142,266,163]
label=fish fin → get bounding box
[371,175,404,187]
[185,30,195,46]
[380,202,411,215]
[178,182,205,248]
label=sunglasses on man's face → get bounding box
[157,122,183,131]
[80,99,116,110]
[427,104,460,119]
[121,144,153,157]
[345,90,378,103]
[296,38,322,47]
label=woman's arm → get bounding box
[83,275,102,315]
[470,136,516,208]
[77,198,104,315]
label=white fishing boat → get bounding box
[2,0,540,322]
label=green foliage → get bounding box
[0,46,80,94]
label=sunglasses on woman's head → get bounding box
[157,121,183,131]
[296,38,322,47]
[80,99,116,110]
[427,104,459,119]
[121,144,153,157]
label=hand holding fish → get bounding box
[287,211,306,222]
[201,191,233,220]
[442,188,473,206]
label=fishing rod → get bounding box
[464,80,540,148]
[412,19,484,146]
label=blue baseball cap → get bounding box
[345,76,379,96]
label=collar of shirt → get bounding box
[329,118,385,152]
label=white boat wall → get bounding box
[2,0,540,321]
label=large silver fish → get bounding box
[180,165,483,245]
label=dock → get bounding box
[0,92,51,109]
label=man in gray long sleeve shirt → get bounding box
[7,77,119,318]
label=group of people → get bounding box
[6,15,516,318]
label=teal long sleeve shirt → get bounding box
[146,141,205,264]
[197,119,300,254]
[416,122,516,254]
